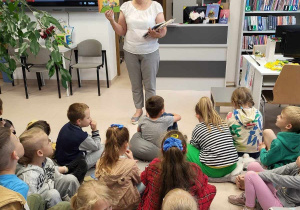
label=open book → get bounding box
[143,19,175,38]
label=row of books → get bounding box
[242,35,275,49]
[243,16,297,31]
[245,0,300,11]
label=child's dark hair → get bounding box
[95,125,129,175]
[0,127,14,171]
[231,87,254,114]
[146,95,164,118]
[158,130,196,207]
[26,120,51,136]
[67,103,89,124]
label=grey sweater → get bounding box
[258,162,300,207]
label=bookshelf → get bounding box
[235,0,300,85]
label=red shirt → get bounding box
[137,158,216,210]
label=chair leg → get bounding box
[97,67,100,96]
[0,85,2,94]
[55,64,61,99]
[77,68,81,87]
[11,74,15,86]
[104,51,109,88]
[36,72,42,91]
[21,56,29,99]
[69,67,73,95]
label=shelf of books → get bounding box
[239,0,300,72]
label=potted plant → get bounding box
[0,0,71,88]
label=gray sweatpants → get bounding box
[85,144,104,169]
[42,174,79,209]
[124,50,160,109]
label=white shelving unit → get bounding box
[235,0,300,86]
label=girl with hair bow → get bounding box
[137,130,216,210]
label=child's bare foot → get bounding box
[236,175,245,190]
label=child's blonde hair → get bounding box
[282,106,300,133]
[195,96,226,132]
[18,127,48,165]
[231,87,254,109]
[162,188,198,210]
[70,180,113,210]
[95,125,129,175]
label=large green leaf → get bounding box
[27,21,37,31]
[30,41,40,56]
[19,42,29,55]
[41,16,50,27]
[47,16,64,32]
[51,50,61,63]
[28,32,37,42]
[49,65,55,77]
[46,59,54,70]
[34,30,40,39]
[9,37,16,47]
[52,40,59,51]
[45,39,52,49]
[8,58,16,71]
[33,11,40,19]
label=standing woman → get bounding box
[105,0,167,124]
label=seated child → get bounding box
[0,127,28,202]
[259,106,300,169]
[56,103,104,169]
[228,156,300,210]
[162,188,198,210]
[138,130,216,210]
[130,95,181,161]
[26,120,87,183]
[95,124,141,210]
[187,97,238,178]
[0,98,16,134]
[17,128,80,209]
[71,180,114,210]
[225,87,263,159]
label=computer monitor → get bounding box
[283,31,300,62]
[275,25,300,54]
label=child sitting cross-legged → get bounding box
[138,130,216,210]
[130,95,181,161]
[258,106,300,169]
[0,127,29,209]
[17,127,80,209]
[95,124,141,210]
[228,156,300,210]
[56,103,103,170]
[225,87,263,159]
[187,97,239,180]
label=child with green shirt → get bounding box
[259,106,300,169]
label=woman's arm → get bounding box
[105,10,127,36]
[148,13,167,39]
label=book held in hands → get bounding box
[143,19,175,38]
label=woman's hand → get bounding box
[105,10,114,22]
[147,28,163,39]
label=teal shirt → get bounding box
[260,132,300,169]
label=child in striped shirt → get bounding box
[187,97,238,178]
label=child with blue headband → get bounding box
[95,124,141,210]
[138,130,216,210]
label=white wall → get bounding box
[14,12,117,82]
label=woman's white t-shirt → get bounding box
[120,1,163,55]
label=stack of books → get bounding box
[242,35,275,50]
[244,16,296,31]
[245,0,300,11]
